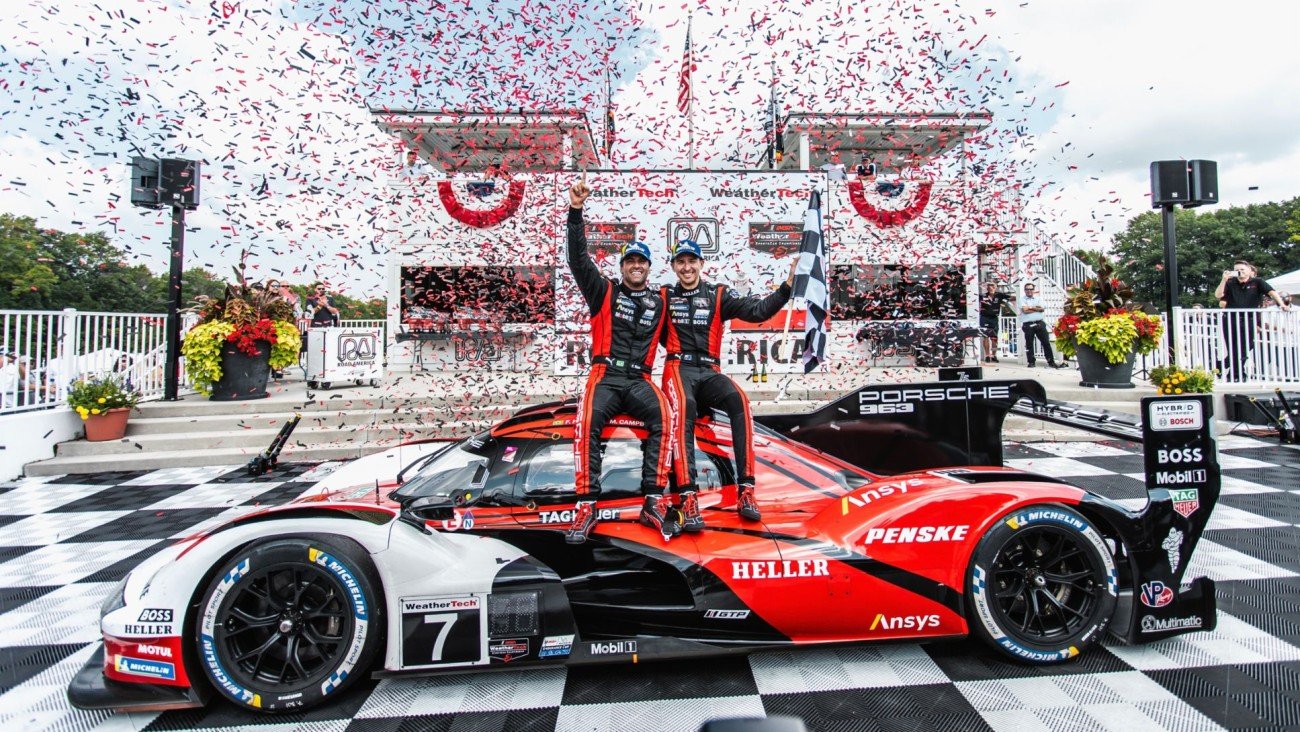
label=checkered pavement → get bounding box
[4,436,1300,731]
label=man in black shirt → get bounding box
[308,283,340,327]
[1214,260,1291,380]
[978,281,1013,363]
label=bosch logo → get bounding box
[1156,447,1203,464]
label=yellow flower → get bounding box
[91,408,101,415]
[1174,388,1183,394]
[97,397,106,404]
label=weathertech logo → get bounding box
[731,559,829,580]
[863,525,969,544]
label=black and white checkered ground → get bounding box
[4,435,1300,731]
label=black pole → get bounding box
[164,204,185,400]
[1161,203,1178,365]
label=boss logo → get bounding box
[1156,447,1203,464]
[137,608,173,623]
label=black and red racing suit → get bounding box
[567,207,671,496]
[662,280,791,488]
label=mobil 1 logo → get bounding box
[1141,394,1219,524]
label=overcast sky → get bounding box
[0,0,1296,297]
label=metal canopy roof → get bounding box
[775,112,992,173]
[371,109,601,175]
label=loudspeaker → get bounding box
[1150,160,1189,207]
[129,156,162,209]
[1186,159,1218,207]
[159,158,201,210]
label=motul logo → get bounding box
[731,559,829,580]
[864,525,969,544]
[134,644,173,658]
[870,613,940,631]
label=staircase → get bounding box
[23,365,1153,477]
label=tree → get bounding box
[1110,197,1300,308]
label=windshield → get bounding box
[391,435,494,502]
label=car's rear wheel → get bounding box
[195,538,382,713]
[967,504,1117,663]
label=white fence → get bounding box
[0,309,172,415]
[998,308,1300,386]
[0,311,393,415]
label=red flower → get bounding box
[226,318,279,356]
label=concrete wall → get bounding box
[1,408,82,481]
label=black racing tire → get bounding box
[967,504,1117,664]
[195,538,383,713]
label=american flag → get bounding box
[792,191,828,373]
[677,19,693,115]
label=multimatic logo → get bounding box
[1140,615,1202,633]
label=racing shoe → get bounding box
[565,500,598,545]
[639,494,682,541]
[678,491,706,533]
[737,483,761,522]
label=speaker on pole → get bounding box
[129,156,163,209]
[1149,160,1189,207]
[1186,159,1218,208]
[160,158,202,210]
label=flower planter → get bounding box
[84,407,131,441]
[1076,343,1137,389]
[210,341,272,401]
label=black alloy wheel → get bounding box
[196,538,382,712]
[967,504,1117,663]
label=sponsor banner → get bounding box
[585,222,637,258]
[748,222,803,255]
[114,654,177,681]
[1140,581,1174,608]
[863,525,969,545]
[1169,488,1200,518]
[488,638,529,662]
[588,640,638,655]
[539,634,574,658]
[402,596,482,613]
[1140,614,1203,633]
[870,613,940,631]
[1150,401,1203,431]
[730,559,830,580]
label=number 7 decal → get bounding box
[422,613,458,662]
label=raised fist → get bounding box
[570,180,591,209]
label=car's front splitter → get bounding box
[67,644,208,712]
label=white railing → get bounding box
[0,309,175,415]
[1174,307,1300,385]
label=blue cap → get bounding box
[672,239,704,261]
[620,240,653,264]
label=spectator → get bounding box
[399,149,429,180]
[978,280,1014,363]
[308,283,340,328]
[0,351,22,410]
[1018,283,1063,368]
[112,354,135,392]
[1214,260,1290,380]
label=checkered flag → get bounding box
[793,191,827,373]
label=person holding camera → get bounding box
[1214,260,1290,380]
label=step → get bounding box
[23,444,387,477]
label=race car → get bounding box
[69,379,1221,714]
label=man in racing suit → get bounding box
[662,240,794,527]
[566,180,677,544]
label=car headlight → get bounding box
[100,574,129,618]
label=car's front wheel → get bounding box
[195,538,382,712]
[967,504,1117,663]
